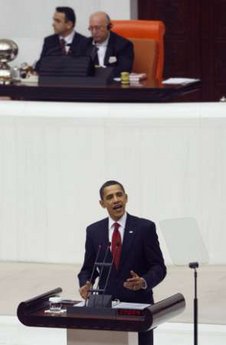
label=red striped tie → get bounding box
[112,223,122,269]
[60,38,66,55]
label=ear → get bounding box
[66,20,73,30]
[107,22,113,30]
[99,199,106,209]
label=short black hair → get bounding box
[99,180,125,200]
[56,7,76,26]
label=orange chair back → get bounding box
[111,20,165,82]
[129,38,157,81]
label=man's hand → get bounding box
[123,270,146,291]
[79,281,92,300]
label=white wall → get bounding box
[0,101,226,265]
[0,0,136,66]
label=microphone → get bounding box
[85,244,102,307]
[88,244,102,286]
[97,243,111,291]
[91,243,111,294]
[102,242,120,294]
[87,243,113,308]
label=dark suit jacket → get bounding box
[35,32,89,72]
[88,31,134,78]
[78,213,166,304]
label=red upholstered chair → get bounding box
[111,20,165,82]
[129,38,157,81]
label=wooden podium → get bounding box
[17,287,185,345]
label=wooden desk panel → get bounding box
[0,79,200,102]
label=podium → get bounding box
[17,287,185,345]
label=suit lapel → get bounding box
[120,214,137,266]
[104,33,114,66]
[52,35,62,54]
[100,218,109,247]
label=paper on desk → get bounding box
[162,77,200,85]
[73,301,86,307]
[112,302,150,310]
[72,301,150,309]
[19,75,38,84]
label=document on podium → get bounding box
[112,302,151,310]
[72,301,150,309]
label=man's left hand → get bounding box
[123,270,146,291]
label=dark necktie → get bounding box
[60,38,66,55]
[91,45,99,65]
[112,223,122,269]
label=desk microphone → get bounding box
[88,244,102,286]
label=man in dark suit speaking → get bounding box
[35,7,88,72]
[78,180,166,345]
[87,12,134,77]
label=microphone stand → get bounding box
[189,262,199,345]
[87,244,112,308]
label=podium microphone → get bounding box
[98,242,111,282]
[88,244,102,287]
[102,242,120,295]
[87,243,112,308]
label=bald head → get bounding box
[89,11,111,24]
[89,11,111,43]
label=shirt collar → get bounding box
[93,33,110,48]
[109,212,127,229]
[60,30,75,45]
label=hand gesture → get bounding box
[79,281,92,300]
[123,270,146,291]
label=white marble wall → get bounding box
[0,0,136,66]
[0,101,226,265]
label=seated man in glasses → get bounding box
[35,7,89,72]
[87,11,134,78]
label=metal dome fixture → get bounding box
[0,39,19,84]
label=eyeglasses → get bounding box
[88,25,107,32]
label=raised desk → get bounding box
[0,78,200,102]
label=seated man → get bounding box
[87,11,134,77]
[35,7,89,72]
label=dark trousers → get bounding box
[138,330,153,345]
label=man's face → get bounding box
[100,184,128,221]
[89,14,109,43]
[52,11,73,36]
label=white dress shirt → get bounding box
[108,212,127,248]
[108,212,147,289]
[93,34,110,67]
[59,30,75,54]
